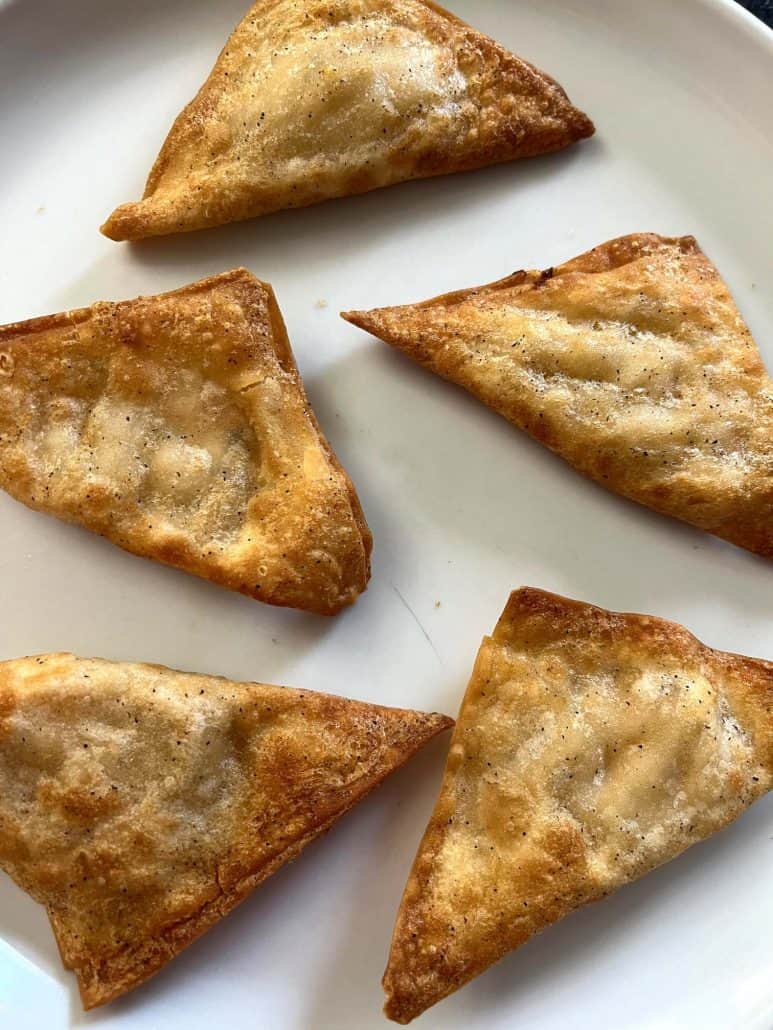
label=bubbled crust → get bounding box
[101,0,594,240]
[344,233,773,558]
[382,588,773,1023]
[0,269,371,615]
[0,654,452,1008]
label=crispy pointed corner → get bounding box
[100,0,594,241]
[100,203,149,243]
[382,587,773,1022]
[344,233,773,559]
[0,654,452,1009]
[0,269,371,615]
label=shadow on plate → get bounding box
[116,143,601,280]
[0,496,337,685]
[304,729,454,1030]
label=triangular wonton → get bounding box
[0,653,452,1008]
[0,270,371,614]
[382,588,773,1022]
[101,0,594,240]
[344,233,773,558]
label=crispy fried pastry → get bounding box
[0,270,371,614]
[344,234,773,557]
[101,0,594,240]
[383,588,773,1022]
[0,653,452,1008]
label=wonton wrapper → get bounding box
[101,0,594,240]
[0,269,371,614]
[0,654,452,1008]
[382,588,773,1022]
[344,233,773,558]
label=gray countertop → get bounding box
[740,0,773,26]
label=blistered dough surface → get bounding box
[0,654,451,1007]
[382,588,773,1022]
[346,234,773,557]
[102,0,594,238]
[29,356,256,549]
[0,270,371,613]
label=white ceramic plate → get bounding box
[1,1,772,1027]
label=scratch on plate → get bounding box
[392,584,443,665]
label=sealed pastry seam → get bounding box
[101,0,594,240]
[0,269,372,614]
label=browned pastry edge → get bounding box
[72,707,452,1009]
[260,277,374,600]
[343,233,700,321]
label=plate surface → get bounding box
[1,1,772,1027]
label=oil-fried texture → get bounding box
[383,587,773,1022]
[0,653,452,1008]
[344,233,773,558]
[0,269,371,614]
[101,0,593,240]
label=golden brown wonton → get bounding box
[0,654,452,1008]
[0,269,371,614]
[101,0,594,240]
[344,233,773,558]
[383,588,773,1022]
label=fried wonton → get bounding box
[344,233,773,558]
[0,653,452,1008]
[0,270,371,614]
[101,0,594,241]
[382,588,773,1022]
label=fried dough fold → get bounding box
[0,269,371,613]
[383,588,773,1022]
[102,0,593,240]
[0,653,452,1008]
[344,233,773,557]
